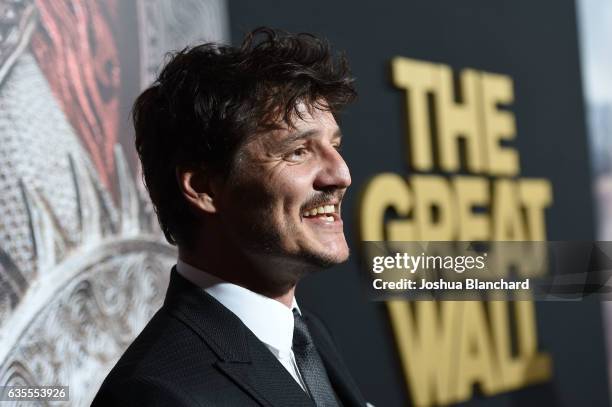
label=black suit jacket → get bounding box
[92,269,367,406]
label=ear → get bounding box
[176,167,218,214]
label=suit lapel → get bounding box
[304,313,367,407]
[163,269,313,407]
[216,337,314,407]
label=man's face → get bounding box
[217,106,351,269]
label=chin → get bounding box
[330,245,350,263]
[305,245,350,268]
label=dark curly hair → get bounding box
[133,27,357,246]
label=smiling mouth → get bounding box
[301,204,339,222]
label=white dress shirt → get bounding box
[176,259,307,391]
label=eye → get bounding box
[332,142,342,152]
[285,146,310,162]
[293,147,307,156]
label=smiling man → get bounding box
[92,27,366,406]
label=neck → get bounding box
[273,286,296,308]
[179,246,300,308]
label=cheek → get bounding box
[276,173,313,212]
[277,184,306,218]
[230,163,315,219]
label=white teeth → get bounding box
[303,204,338,218]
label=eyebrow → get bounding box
[280,128,343,148]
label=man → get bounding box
[93,27,366,406]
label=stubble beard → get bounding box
[244,215,346,282]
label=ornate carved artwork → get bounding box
[0,0,228,405]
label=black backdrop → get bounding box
[230,1,609,405]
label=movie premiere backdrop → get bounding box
[0,1,228,405]
[0,1,610,406]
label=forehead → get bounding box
[263,107,340,145]
[292,102,338,129]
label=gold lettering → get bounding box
[519,179,553,240]
[437,67,486,173]
[492,179,526,240]
[413,175,456,240]
[489,301,552,390]
[481,73,519,175]
[387,301,457,406]
[453,176,489,240]
[358,173,414,241]
[392,57,439,171]
[454,302,499,399]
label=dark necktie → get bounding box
[292,309,340,407]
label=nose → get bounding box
[314,145,352,190]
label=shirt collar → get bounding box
[176,259,300,355]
